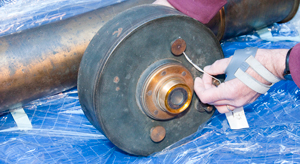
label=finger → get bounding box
[208,91,258,107]
[152,0,174,8]
[214,105,236,113]
[201,73,214,89]
[204,57,232,75]
[226,104,236,111]
[205,99,233,106]
[194,77,206,91]
[194,80,229,104]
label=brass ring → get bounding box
[164,84,192,114]
[216,7,226,41]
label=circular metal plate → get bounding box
[136,60,194,120]
[78,5,224,156]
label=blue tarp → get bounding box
[0,0,300,163]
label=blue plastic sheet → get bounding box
[0,1,300,163]
[0,0,126,37]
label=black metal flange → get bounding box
[78,4,224,156]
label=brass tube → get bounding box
[0,0,155,112]
[206,0,299,40]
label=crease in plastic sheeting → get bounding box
[0,0,125,37]
[0,0,300,163]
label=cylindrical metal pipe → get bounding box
[206,0,299,40]
[0,0,155,112]
[0,0,298,112]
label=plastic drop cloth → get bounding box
[0,0,300,163]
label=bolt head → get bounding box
[171,38,186,56]
[150,126,166,143]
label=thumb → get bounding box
[204,57,232,75]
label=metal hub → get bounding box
[137,60,193,120]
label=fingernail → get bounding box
[195,77,202,82]
[204,66,211,71]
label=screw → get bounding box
[171,38,187,56]
[204,105,213,112]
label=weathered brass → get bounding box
[280,0,300,23]
[0,0,155,112]
[206,0,300,40]
[138,61,193,120]
[150,126,166,143]
[171,38,187,56]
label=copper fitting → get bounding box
[137,60,194,120]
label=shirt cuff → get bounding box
[289,43,300,87]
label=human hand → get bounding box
[194,48,288,113]
[152,0,174,8]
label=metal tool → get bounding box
[171,38,222,86]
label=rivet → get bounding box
[171,38,187,56]
[150,126,166,143]
[204,106,213,112]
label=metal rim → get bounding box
[164,83,192,114]
[137,60,194,120]
[216,7,226,41]
[279,0,300,23]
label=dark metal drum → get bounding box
[206,0,300,40]
[77,5,224,156]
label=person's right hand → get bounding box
[152,0,174,8]
[194,48,288,113]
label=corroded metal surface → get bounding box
[206,0,299,40]
[137,60,194,120]
[150,126,166,143]
[280,0,300,23]
[0,0,154,112]
[171,38,187,56]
